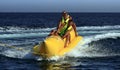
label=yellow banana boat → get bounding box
[33,28,83,58]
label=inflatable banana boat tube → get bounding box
[33,28,83,58]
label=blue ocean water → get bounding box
[0,13,120,70]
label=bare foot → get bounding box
[69,41,71,43]
[64,43,68,48]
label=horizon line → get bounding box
[0,12,120,13]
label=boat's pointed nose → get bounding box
[43,36,64,56]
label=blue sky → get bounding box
[0,0,120,12]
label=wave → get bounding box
[77,25,120,30]
[0,32,49,39]
[66,32,120,58]
[0,25,120,32]
[0,26,55,33]
[0,48,40,60]
[84,32,120,44]
[0,30,119,39]
[0,25,119,38]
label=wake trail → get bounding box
[66,32,120,58]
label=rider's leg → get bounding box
[64,34,70,48]
[62,30,71,47]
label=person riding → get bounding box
[49,11,78,47]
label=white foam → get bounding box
[0,32,49,39]
[2,49,30,58]
[1,47,43,60]
[0,26,55,32]
[78,30,120,34]
[1,25,120,33]
[77,25,120,30]
[85,32,120,44]
[48,56,62,61]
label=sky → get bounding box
[0,0,120,12]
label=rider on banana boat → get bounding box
[49,11,78,47]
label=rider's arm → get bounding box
[56,21,62,32]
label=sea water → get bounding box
[0,13,120,70]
